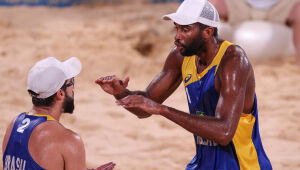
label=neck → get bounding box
[196,37,220,66]
[29,106,62,121]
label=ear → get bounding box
[56,89,65,101]
[202,27,214,39]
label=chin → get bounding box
[181,51,195,57]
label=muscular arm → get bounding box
[145,49,183,103]
[119,45,253,146]
[162,46,251,145]
[62,131,86,170]
[97,48,183,118]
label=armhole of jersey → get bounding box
[214,41,234,75]
[3,113,27,155]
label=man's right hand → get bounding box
[95,75,129,97]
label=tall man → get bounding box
[96,0,272,169]
[2,57,115,170]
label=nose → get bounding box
[175,29,182,41]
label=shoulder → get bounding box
[215,44,254,90]
[30,121,84,153]
[29,121,85,169]
[219,44,252,75]
[33,120,82,143]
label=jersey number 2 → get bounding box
[17,118,31,133]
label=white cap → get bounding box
[163,0,220,28]
[27,57,82,98]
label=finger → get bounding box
[103,163,116,170]
[97,162,116,170]
[106,75,116,80]
[95,76,112,84]
[96,79,112,86]
[123,76,130,88]
[112,77,121,85]
[116,95,141,107]
[115,100,124,106]
[95,77,104,84]
[101,76,117,84]
[98,162,115,168]
[95,79,104,85]
[97,162,110,168]
[116,101,134,107]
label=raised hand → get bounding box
[95,75,129,97]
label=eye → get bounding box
[182,28,189,33]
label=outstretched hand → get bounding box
[95,75,129,96]
[94,162,116,170]
[116,95,163,115]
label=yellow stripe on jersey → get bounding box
[181,41,233,87]
[25,112,56,121]
[182,55,198,87]
[232,113,260,170]
[34,114,56,121]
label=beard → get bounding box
[180,46,197,56]
[175,37,205,56]
[63,92,74,114]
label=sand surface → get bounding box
[1,2,300,169]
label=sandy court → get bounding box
[0,2,300,169]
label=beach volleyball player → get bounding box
[96,0,272,169]
[2,57,115,170]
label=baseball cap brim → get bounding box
[62,57,82,79]
[163,13,197,26]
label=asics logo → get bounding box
[184,74,192,83]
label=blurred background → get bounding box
[0,0,300,169]
[0,0,183,6]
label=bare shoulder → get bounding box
[31,120,83,148]
[218,44,252,75]
[215,44,255,95]
[29,121,84,169]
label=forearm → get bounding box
[160,106,232,145]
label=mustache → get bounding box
[174,40,186,48]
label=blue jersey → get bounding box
[182,41,272,170]
[3,112,55,170]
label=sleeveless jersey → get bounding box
[182,41,272,170]
[3,112,55,170]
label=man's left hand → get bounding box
[116,95,163,115]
